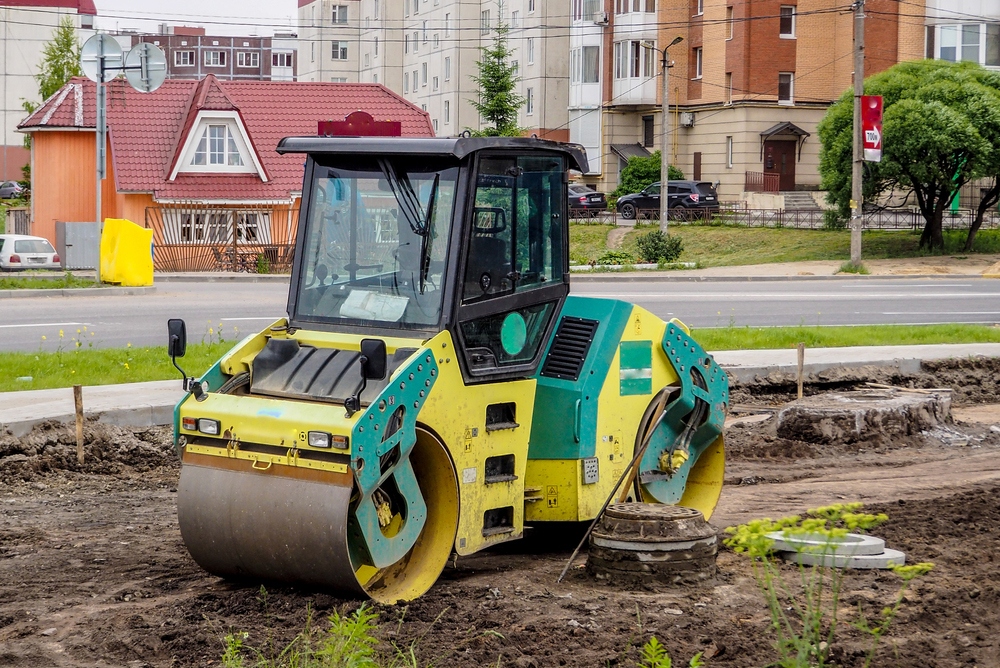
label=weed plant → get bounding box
[724,503,933,668]
[836,261,870,274]
[0,272,98,290]
[691,322,1000,351]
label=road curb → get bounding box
[570,273,997,282]
[0,286,157,299]
[154,274,290,283]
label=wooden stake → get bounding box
[796,343,805,400]
[74,385,84,465]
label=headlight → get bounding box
[197,418,221,435]
[308,431,349,449]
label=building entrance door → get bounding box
[763,140,796,191]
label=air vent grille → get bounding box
[539,316,599,381]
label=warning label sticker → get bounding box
[546,485,558,508]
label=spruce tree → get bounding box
[21,16,83,147]
[468,3,525,137]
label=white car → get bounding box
[0,234,60,271]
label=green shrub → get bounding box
[610,151,683,198]
[635,230,683,263]
[595,250,635,265]
[822,209,848,230]
[256,253,271,274]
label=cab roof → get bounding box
[276,135,589,173]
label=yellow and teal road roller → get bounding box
[168,133,728,603]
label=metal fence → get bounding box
[744,171,780,194]
[145,203,299,272]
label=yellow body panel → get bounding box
[416,331,536,556]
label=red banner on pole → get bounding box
[862,95,883,163]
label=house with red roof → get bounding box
[18,75,433,271]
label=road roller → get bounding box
[168,133,728,603]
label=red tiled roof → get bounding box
[0,0,96,14]
[19,76,434,202]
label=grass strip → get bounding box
[0,273,99,290]
[0,340,233,393]
[691,323,1000,351]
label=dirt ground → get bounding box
[2,360,1000,668]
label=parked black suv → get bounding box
[616,180,719,219]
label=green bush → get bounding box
[595,250,635,265]
[822,209,848,230]
[635,230,683,263]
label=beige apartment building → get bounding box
[298,0,569,138]
[574,0,924,198]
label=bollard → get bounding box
[73,385,84,465]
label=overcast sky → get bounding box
[93,0,299,36]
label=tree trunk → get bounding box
[964,178,1000,252]
[919,191,948,250]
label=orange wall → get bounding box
[31,131,99,243]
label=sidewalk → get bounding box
[4,343,1000,437]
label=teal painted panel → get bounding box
[619,340,652,395]
[528,296,633,460]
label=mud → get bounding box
[1,362,1000,667]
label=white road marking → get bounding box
[220,317,283,321]
[576,292,1000,300]
[0,322,92,329]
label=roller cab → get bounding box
[170,134,727,603]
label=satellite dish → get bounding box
[81,34,124,83]
[124,43,167,93]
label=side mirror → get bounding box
[360,338,387,380]
[168,319,187,358]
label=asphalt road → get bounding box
[3,277,1000,353]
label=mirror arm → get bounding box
[170,335,206,401]
[344,355,369,418]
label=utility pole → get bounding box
[850,0,865,266]
[660,36,683,233]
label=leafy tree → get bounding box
[610,151,683,198]
[20,16,83,148]
[818,60,1000,250]
[467,3,525,137]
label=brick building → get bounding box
[571,0,925,199]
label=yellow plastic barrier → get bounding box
[100,218,154,286]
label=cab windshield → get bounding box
[294,157,459,330]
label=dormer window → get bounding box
[171,110,266,180]
[193,125,244,166]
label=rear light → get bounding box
[182,417,197,431]
[691,193,700,203]
[52,254,60,264]
[9,254,20,263]
[579,196,587,202]
[197,418,221,435]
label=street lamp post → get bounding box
[659,36,683,233]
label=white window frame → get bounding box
[404,71,410,93]
[433,75,439,90]
[527,37,535,64]
[444,56,451,81]
[434,33,439,48]
[582,45,599,83]
[423,20,428,42]
[481,10,490,35]
[779,6,796,39]
[332,41,348,60]
[935,23,1000,66]
[332,4,348,23]
[778,72,794,104]
[174,50,195,66]
[526,87,534,115]
[695,0,704,16]
[405,34,410,54]
[512,10,519,28]
[694,47,703,79]
[422,62,428,86]
[172,111,265,180]
[444,99,450,123]
[375,36,379,57]
[726,136,733,169]
[413,31,419,52]
[528,0,535,12]
[445,13,451,36]
[237,51,259,68]
[433,118,439,134]
[204,50,226,67]
[725,72,733,104]
[272,52,293,68]
[726,6,734,40]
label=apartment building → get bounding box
[131,28,298,82]
[924,0,1000,68]
[298,0,569,138]
[572,0,925,197]
[0,0,96,180]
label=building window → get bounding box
[413,0,418,14]
[693,47,703,79]
[192,124,244,167]
[444,100,450,123]
[444,56,451,80]
[405,34,410,53]
[696,0,704,15]
[422,62,428,86]
[445,13,451,36]
[642,115,654,147]
[331,77,348,83]
[332,42,348,59]
[374,0,379,19]
[273,52,293,67]
[779,6,795,38]
[433,118,439,133]
[413,31,419,52]
[527,38,535,64]
[725,72,733,104]
[528,0,535,12]
[174,50,195,66]
[726,6,734,39]
[404,71,410,92]
[375,36,379,56]
[364,53,370,67]
[434,33,440,48]
[526,87,534,114]
[237,52,259,68]
[778,72,793,103]
[433,75,439,90]
[614,40,654,78]
[423,20,428,42]
[726,136,733,168]
[332,4,348,23]
[481,10,490,34]
[937,24,999,65]
[576,0,601,20]
[373,73,378,84]
[204,51,226,67]
[583,45,600,82]
[413,69,418,88]
[512,10,520,28]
